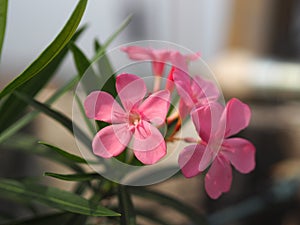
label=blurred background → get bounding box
[1,0,300,225]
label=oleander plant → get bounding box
[0,1,256,224]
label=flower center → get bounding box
[129,112,141,126]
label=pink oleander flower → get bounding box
[173,67,220,119]
[121,46,171,77]
[178,98,256,199]
[121,46,200,78]
[84,73,170,164]
[165,51,189,92]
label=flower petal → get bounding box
[224,98,251,137]
[133,141,166,165]
[92,124,132,158]
[178,100,192,120]
[222,138,256,173]
[170,51,188,73]
[152,61,165,76]
[84,91,127,123]
[121,46,153,60]
[173,68,194,108]
[153,49,171,61]
[192,76,220,105]
[205,155,232,199]
[116,73,147,111]
[165,67,176,92]
[132,121,166,164]
[185,52,201,61]
[191,103,225,172]
[191,103,224,142]
[178,144,205,178]
[138,90,170,126]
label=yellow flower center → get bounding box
[129,112,141,126]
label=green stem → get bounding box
[118,185,136,225]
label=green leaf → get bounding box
[39,142,88,164]
[0,76,79,144]
[0,179,120,216]
[13,92,91,148]
[70,42,101,95]
[45,172,101,182]
[118,185,136,225]
[69,43,91,78]
[1,134,84,173]
[0,26,86,133]
[93,39,117,97]
[0,0,8,60]
[90,14,133,97]
[94,40,113,79]
[13,92,73,131]
[129,187,208,225]
[92,14,132,61]
[0,0,88,99]
[75,94,95,135]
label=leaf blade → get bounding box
[92,14,132,62]
[70,43,91,78]
[0,26,85,133]
[0,0,8,60]
[39,142,88,164]
[1,134,84,173]
[0,179,120,216]
[13,91,91,149]
[0,0,88,99]
[118,185,136,225]
[0,77,79,144]
[44,172,101,182]
[129,187,208,225]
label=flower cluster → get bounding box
[84,45,255,199]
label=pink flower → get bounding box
[173,67,220,119]
[178,98,256,199]
[121,46,171,77]
[121,46,200,78]
[84,73,170,164]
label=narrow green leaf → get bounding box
[13,92,72,132]
[73,182,88,195]
[45,172,101,182]
[94,40,113,77]
[39,142,88,164]
[0,0,8,60]
[92,40,116,131]
[89,14,132,98]
[93,39,117,97]
[13,92,91,148]
[75,94,95,135]
[70,43,100,95]
[118,185,136,225]
[69,43,91,78]
[0,0,88,99]
[0,179,120,216]
[1,134,84,173]
[129,187,208,225]
[0,26,85,133]
[0,77,79,144]
[92,14,132,61]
